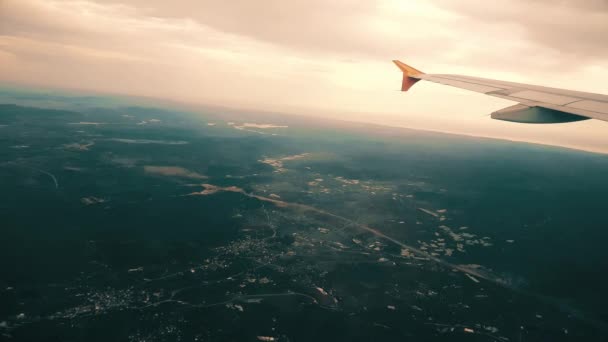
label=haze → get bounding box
[1,0,607,153]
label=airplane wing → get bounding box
[393,60,608,124]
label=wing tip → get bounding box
[393,60,424,92]
[392,60,424,77]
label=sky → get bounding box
[1,0,607,153]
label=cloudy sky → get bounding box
[1,0,607,152]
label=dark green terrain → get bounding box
[1,88,608,341]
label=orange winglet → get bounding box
[393,60,425,91]
[393,60,424,76]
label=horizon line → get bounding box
[1,80,607,156]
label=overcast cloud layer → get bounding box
[1,0,607,152]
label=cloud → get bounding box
[0,0,607,153]
[2,0,606,85]
[0,0,455,64]
[49,0,608,73]
[105,0,472,66]
[430,0,608,63]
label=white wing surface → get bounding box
[393,60,608,124]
